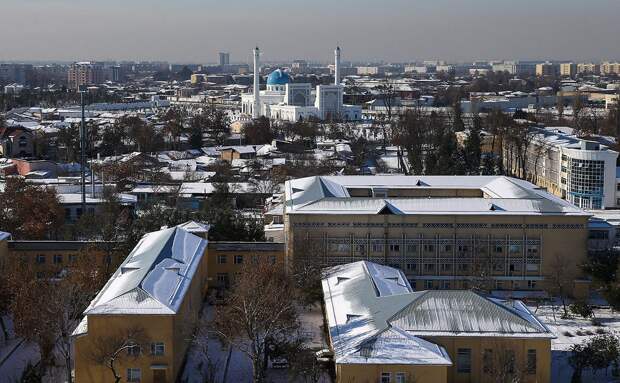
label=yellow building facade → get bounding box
[73,225,209,383]
[322,261,554,383]
[206,241,285,289]
[286,176,590,298]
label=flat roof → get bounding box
[285,176,588,217]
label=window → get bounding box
[380,372,391,383]
[269,255,276,265]
[151,342,165,356]
[372,243,384,253]
[389,244,400,253]
[494,245,504,253]
[127,368,141,382]
[53,254,62,264]
[424,263,435,272]
[36,254,46,264]
[217,273,229,288]
[506,350,516,374]
[217,255,227,264]
[527,349,537,374]
[395,373,406,383]
[527,280,537,289]
[406,263,417,272]
[425,280,433,289]
[457,348,472,373]
[483,349,493,374]
[423,244,434,252]
[69,255,77,263]
[440,281,450,290]
[441,263,452,272]
[234,255,244,264]
[442,244,452,252]
[127,344,141,356]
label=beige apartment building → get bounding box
[577,63,600,75]
[535,62,559,77]
[68,62,104,91]
[602,62,620,76]
[285,175,591,297]
[560,63,577,78]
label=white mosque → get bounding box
[241,47,362,122]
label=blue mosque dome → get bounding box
[266,69,291,85]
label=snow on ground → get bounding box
[0,340,40,382]
[530,304,620,382]
[181,302,330,383]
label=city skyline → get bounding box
[1,0,620,63]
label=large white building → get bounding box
[241,47,361,122]
[506,126,620,210]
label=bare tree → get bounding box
[7,245,112,383]
[192,316,225,383]
[483,345,527,383]
[546,252,576,318]
[88,326,149,383]
[213,259,300,383]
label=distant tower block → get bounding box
[334,46,341,85]
[253,47,261,119]
[219,52,230,66]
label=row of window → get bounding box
[216,254,277,265]
[326,242,540,256]
[295,222,582,229]
[126,342,165,357]
[409,279,538,290]
[380,348,536,382]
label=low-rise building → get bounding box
[322,261,554,383]
[285,175,590,297]
[73,225,209,383]
[206,241,284,290]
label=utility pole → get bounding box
[79,85,87,215]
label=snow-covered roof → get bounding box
[84,226,208,315]
[285,176,587,216]
[322,261,553,365]
[176,220,211,235]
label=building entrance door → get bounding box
[153,369,167,383]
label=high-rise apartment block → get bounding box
[219,52,230,66]
[602,62,620,76]
[577,63,600,75]
[68,62,104,90]
[560,63,577,77]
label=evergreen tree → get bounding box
[463,115,482,174]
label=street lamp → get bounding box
[78,84,87,215]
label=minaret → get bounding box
[252,46,260,119]
[334,46,341,85]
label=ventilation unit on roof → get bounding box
[489,203,504,211]
[291,187,304,193]
[336,276,350,285]
[346,314,362,323]
[120,267,139,275]
[415,180,428,186]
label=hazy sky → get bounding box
[1,0,619,64]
